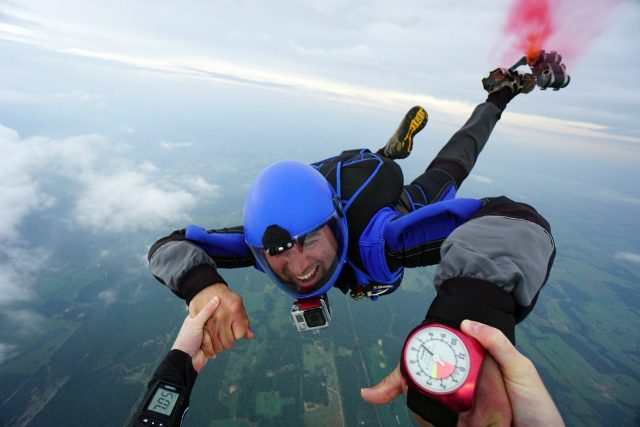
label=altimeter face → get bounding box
[403,325,471,394]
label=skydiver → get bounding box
[147,68,556,425]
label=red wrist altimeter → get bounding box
[400,322,485,414]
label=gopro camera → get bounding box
[291,294,331,332]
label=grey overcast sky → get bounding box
[1,0,639,136]
[1,0,639,306]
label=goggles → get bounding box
[249,213,348,299]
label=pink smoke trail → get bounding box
[499,0,624,66]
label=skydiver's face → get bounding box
[264,225,338,293]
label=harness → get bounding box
[312,149,405,300]
[185,149,482,302]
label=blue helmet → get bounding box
[244,160,348,299]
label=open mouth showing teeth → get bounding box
[295,265,319,282]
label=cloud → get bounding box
[0,246,50,305]
[287,41,375,63]
[0,125,84,239]
[118,126,135,134]
[161,140,193,150]
[0,125,106,239]
[98,290,117,306]
[2,3,639,146]
[470,174,494,184]
[0,89,38,105]
[0,342,18,365]
[0,124,55,305]
[3,309,47,334]
[74,171,196,232]
[0,123,214,237]
[65,49,640,145]
[0,89,105,107]
[595,189,640,206]
[614,252,640,264]
[0,122,215,304]
[139,160,158,172]
[52,90,105,106]
[181,176,220,195]
[0,125,51,240]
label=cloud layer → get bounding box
[0,123,218,305]
[2,1,639,145]
[0,123,217,237]
[614,252,640,264]
[74,170,196,232]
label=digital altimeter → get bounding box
[129,381,187,427]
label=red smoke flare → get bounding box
[500,0,623,67]
[506,0,554,63]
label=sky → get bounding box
[1,0,639,314]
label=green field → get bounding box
[0,318,80,376]
[1,200,639,426]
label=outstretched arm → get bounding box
[128,297,223,427]
[423,69,531,192]
[148,227,254,357]
[148,225,254,303]
[148,230,227,303]
[429,196,556,338]
[363,196,556,425]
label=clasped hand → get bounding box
[188,283,254,358]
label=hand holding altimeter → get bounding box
[460,320,565,427]
[361,355,512,427]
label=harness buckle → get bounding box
[349,284,395,301]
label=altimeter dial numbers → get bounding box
[403,326,470,394]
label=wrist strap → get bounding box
[427,278,516,344]
[149,349,198,396]
[407,387,457,427]
[486,86,513,111]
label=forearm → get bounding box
[148,232,227,304]
[148,349,198,394]
[148,224,257,303]
[128,350,197,427]
[428,196,555,342]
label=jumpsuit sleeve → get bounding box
[147,350,198,394]
[382,198,484,272]
[425,196,556,343]
[128,350,197,427]
[358,198,483,285]
[148,226,254,304]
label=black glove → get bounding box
[486,86,518,112]
[426,278,517,343]
[483,68,536,111]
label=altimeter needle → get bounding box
[421,345,446,367]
